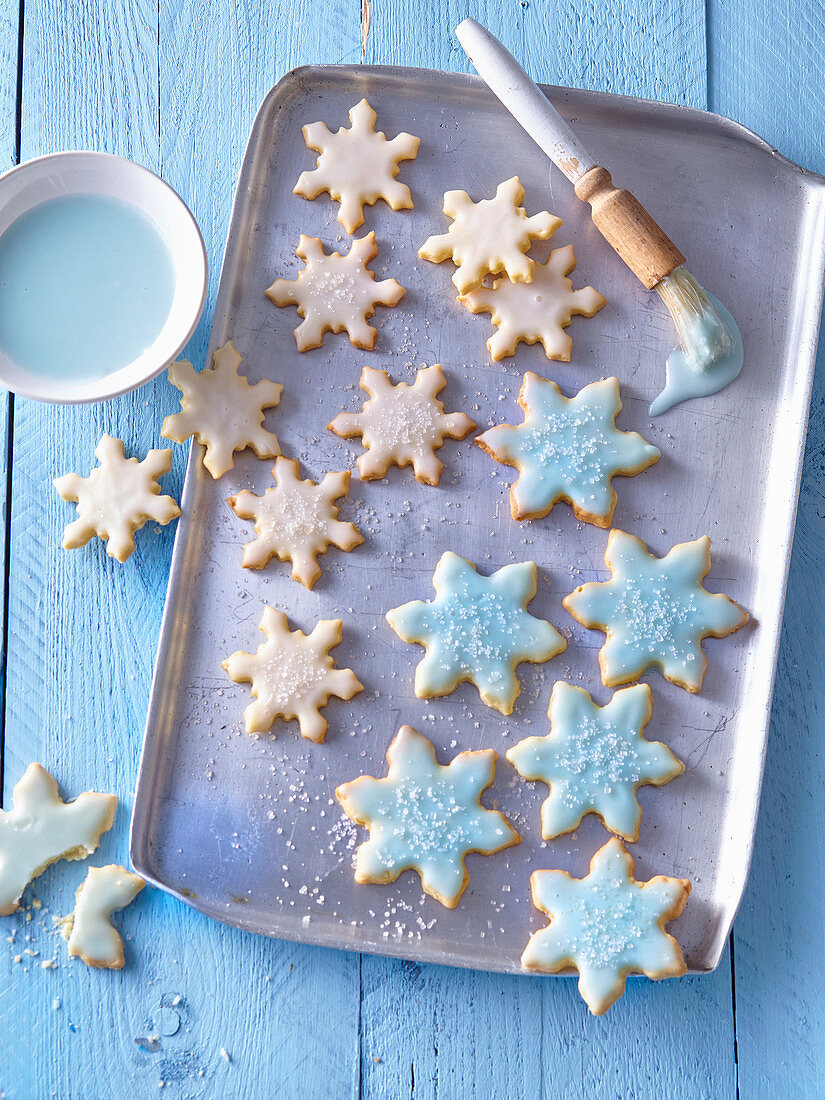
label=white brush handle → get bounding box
[455,17,596,184]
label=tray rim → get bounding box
[130,63,825,976]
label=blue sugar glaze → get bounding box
[0,194,175,382]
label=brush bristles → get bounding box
[655,266,734,372]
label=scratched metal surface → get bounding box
[130,65,825,974]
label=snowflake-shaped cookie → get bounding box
[64,865,145,969]
[507,682,683,842]
[162,341,283,479]
[522,837,691,1015]
[294,98,420,233]
[54,434,180,562]
[327,364,476,485]
[336,724,519,907]
[266,233,405,351]
[419,176,561,294]
[563,529,748,692]
[386,551,566,714]
[0,763,116,915]
[222,607,363,742]
[228,457,363,588]
[476,374,660,526]
[460,244,606,361]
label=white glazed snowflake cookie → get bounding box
[476,374,660,526]
[266,233,405,351]
[63,864,145,969]
[0,764,117,915]
[419,176,561,294]
[222,607,363,742]
[294,98,420,233]
[227,456,363,588]
[507,682,683,842]
[522,837,691,1015]
[54,434,180,563]
[327,364,476,485]
[460,244,606,361]
[162,341,283,479]
[336,724,519,908]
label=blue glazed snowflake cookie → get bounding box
[336,724,519,907]
[386,552,566,714]
[476,374,660,526]
[507,682,683,842]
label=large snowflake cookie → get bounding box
[228,457,362,588]
[0,764,116,915]
[266,233,405,351]
[419,176,561,295]
[64,865,145,969]
[522,837,690,1015]
[507,682,683,842]
[294,98,420,233]
[328,364,476,485]
[162,341,283,479]
[222,607,363,742]
[54,434,180,562]
[564,529,748,692]
[386,551,566,714]
[476,374,660,526]
[336,724,519,907]
[460,244,606,361]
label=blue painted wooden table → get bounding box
[0,1,823,1096]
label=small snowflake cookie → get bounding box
[563,529,748,692]
[222,606,363,742]
[328,364,476,485]
[64,865,145,970]
[386,551,566,714]
[336,724,519,907]
[162,341,283,479]
[294,98,420,233]
[522,837,691,1015]
[228,457,362,588]
[0,763,117,916]
[476,374,660,526]
[507,682,683,842]
[54,434,180,562]
[460,244,606,361]
[266,232,405,351]
[419,176,561,294]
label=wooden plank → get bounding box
[708,1,825,1094]
[0,1,363,1097]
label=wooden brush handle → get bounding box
[574,166,685,289]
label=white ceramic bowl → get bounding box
[0,151,208,403]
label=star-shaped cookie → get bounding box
[65,865,145,969]
[162,341,283,479]
[386,551,566,714]
[563,529,748,692]
[294,98,420,233]
[327,364,476,485]
[228,457,363,588]
[522,837,691,1015]
[460,244,606,361]
[476,374,660,526]
[336,724,519,907]
[54,434,180,562]
[222,607,363,742]
[419,176,561,294]
[507,682,683,842]
[266,233,405,351]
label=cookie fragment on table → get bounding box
[328,363,476,485]
[336,724,519,908]
[162,341,283,479]
[294,98,420,233]
[64,864,145,970]
[522,837,690,1015]
[0,763,117,916]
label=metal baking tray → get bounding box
[130,64,825,974]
